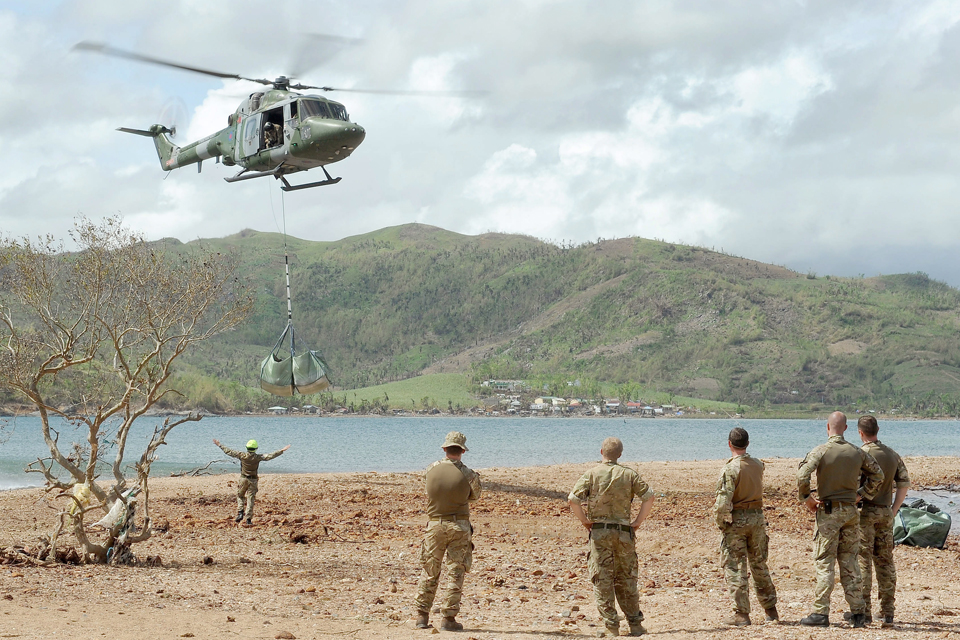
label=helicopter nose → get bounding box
[344,124,365,149]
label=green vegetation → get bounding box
[6,223,960,417]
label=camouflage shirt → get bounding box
[216,443,286,478]
[713,453,764,528]
[568,461,653,526]
[861,440,910,507]
[424,459,481,519]
[797,434,883,503]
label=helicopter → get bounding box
[75,41,476,191]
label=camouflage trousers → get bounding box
[415,519,473,617]
[587,527,643,628]
[237,476,258,518]
[859,504,897,616]
[813,503,865,615]
[719,510,778,614]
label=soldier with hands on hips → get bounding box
[569,437,654,637]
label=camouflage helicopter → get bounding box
[76,41,474,191]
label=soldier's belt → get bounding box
[591,522,633,533]
[819,500,855,509]
[241,474,258,479]
[429,515,467,522]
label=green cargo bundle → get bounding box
[259,322,331,397]
[260,349,331,397]
[894,504,952,549]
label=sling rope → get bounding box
[258,181,331,396]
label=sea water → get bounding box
[1,415,958,488]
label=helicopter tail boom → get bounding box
[118,124,234,172]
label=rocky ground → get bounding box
[0,457,958,640]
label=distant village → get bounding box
[262,379,708,417]
[474,379,677,417]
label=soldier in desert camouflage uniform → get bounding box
[569,437,655,637]
[797,411,884,628]
[415,431,482,632]
[713,427,778,626]
[852,415,910,627]
[213,438,290,525]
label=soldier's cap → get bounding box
[441,431,468,452]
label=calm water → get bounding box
[0,416,957,490]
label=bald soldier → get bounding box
[713,427,778,626]
[569,437,655,637]
[797,412,884,628]
[853,415,910,627]
[414,431,482,632]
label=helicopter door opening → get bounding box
[261,107,284,150]
[240,113,262,158]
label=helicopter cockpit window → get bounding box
[327,103,349,122]
[299,99,350,122]
[299,99,331,120]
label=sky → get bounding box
[3,0,960,285]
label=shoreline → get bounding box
[0,457,957,639]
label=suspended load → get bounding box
[259,324,331,396]
[258,230,332,396]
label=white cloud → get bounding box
[0,0,959,286]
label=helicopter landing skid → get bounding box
[223,166,342,190]
[277,168,341,192]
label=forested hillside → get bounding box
[172,223,960,414]
[4,223,959,415]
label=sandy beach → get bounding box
[0,457,957,640]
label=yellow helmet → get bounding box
[246,439,259,450]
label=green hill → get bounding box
[11,224,960,416]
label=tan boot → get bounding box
[601,622,620,637]
[764,607,779,622]
[440,616,463,631]
[627,621,646,636]
[415,611,430,629]
[725,612,751,626]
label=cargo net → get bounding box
[259,322,331,397]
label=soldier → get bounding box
[713,427,779,626]
[213,438,290,525]
[797,411,883,628]
[850,415,910,627]
[568,437,655,637]
[415,431,482,632]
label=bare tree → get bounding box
[0,216,253,563]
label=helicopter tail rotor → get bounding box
[158,97,188,139]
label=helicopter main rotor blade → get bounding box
[293,83,487,98]
[74,41,274,86]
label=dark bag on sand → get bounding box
[894,503,951,549]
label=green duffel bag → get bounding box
[894,506,952,549]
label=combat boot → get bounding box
[415,611,430,629]
[881,615,894,627]
[850,613,867,628]
[843,611,872,624]
[800,613,829,627]
[724,612,750,626]
[627,620,646,636]
[235,510,244,523]
[601,622,620,636]
[764,607,779,622]
[440,616,462,631]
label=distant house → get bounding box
[625,401,644,413]
[604,399,621,412]
[482,380,525,392]
[267,406,288,415]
